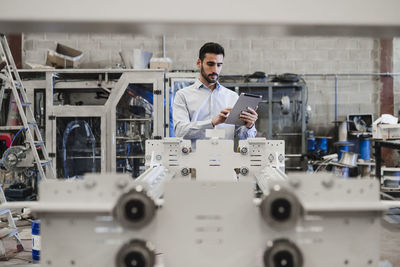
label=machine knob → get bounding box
[240,146,248,155]
[268,154,274,163]
[181,167,190,176]
[259,186,302,229]
[263,239,303,267]
[114,188,156,229]
[240,167,249,176]
[182,147,190,154]
[116,239,155,267]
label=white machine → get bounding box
[2,134,391,267]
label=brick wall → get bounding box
[22,33,381,135]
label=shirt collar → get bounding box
[195,79,221,91]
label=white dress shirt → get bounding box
[173,79,257,147]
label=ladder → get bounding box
[0,34,56,180]
[0,184,24,257]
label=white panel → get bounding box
[1,0,400,36]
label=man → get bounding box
[173,42,258,148]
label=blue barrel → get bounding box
[338,145,349,160]
[360,139,370,161]
[307,137,316,151]
[32,220,40,261]
[316,137,328,153]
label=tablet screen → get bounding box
[225,93,262,125]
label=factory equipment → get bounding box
[4,133,393,267]
[1,145,34,172]
[106,71,165,177]
[221,75,307,153]
[16,69,166,178]
[20,70,109,178]
[308,112,375,177]
[144,131,285,179]
[220,75,307,170]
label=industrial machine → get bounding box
[4,132,392,267]
[3,69,167,179]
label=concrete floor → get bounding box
[380,220,400,266]
[0,217,399,266]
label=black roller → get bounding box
[270,198,292,222]
[125,199,146,222]
[124,251,146,267]
[273,250,294,267]
[263,239,303,267]
[116,239,155,267]
[114,188,156,229]
[259,186,303,229]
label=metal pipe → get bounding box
[268,85,273,139]
[135,165,175,199]
[162,35,166,58]
[334,75,338,122]
[286,166,304,170]
[300,83,306,153]
[285,154,303,158]
[222,73,400,79]
[274,133,302,136]
[300,72,400,77]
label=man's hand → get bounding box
[212,108,232,126]
[240,106,258,128]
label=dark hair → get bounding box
[199,42,225,61]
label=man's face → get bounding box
[197,53,223,85]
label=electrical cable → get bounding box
[313,158,333,173]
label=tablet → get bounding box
[225,93,262,125]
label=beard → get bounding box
[200,66,219,84]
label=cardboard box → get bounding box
[150,57,172,71]
[46,43,84,68]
